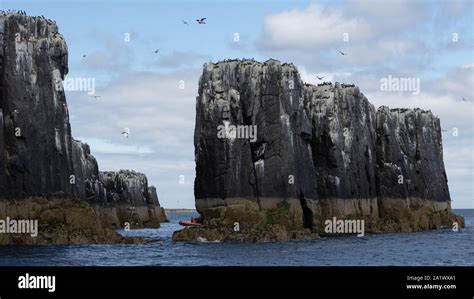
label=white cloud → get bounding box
[68,68,200,159]
[156,50,211,68]
[345,0,426,28]
[260,4,374,50]
[66,68,201,208]
[77,30,134,73]
[258,2,428,67]
[76,137,154,155]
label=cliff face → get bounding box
[0,13,73,199]
[71,139,106,203]
[194,60,317,218]
[0,13,166,237]
[307,83,377,200]
[375,107,449,202]
[174,59,463,242]
[99,170,167,227]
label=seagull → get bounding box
[338,50,346,56]
[182,20,189,25]
[316,76,324,80]
[196,18,206,24]
[154,49,160,54]
[90,95,101,99]
[121,128,130,138]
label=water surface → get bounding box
[0,210,472,266]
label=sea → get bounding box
[0,210,472,266]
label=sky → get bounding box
[3,0,474,209]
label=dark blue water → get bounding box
[0,210,472,266]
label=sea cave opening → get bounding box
[299,193,314,230]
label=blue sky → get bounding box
[4,0,474,208]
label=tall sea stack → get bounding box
[0,12,166,244]
[173,59,464,242]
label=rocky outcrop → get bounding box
[187,59,318,241]
[0,12,166,243]
[173,59,463,242]
[148,186,168,222]
[373,107,461,231]
[375,107,449,202]
[0,197,148,245]
[71,139,106,203]
[0,12,73,199]
[98,170,168,228]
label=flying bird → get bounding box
[196,18,207,24]
[90,95,101,99]
[122,128,130,138]
[82,54,86,58]
[182,20,189,25]
[154,49,160,54]
[338,50,346,56]
[316,76,324,80]
[461,97,468,102]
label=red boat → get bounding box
[179,217,202,227]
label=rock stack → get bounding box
[0,12,167,244]
[173,59,464,242]
[99,170,167,228]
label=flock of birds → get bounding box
[183,18,207,25]
[82,16,209,138]
[2,10,57,25]
[2,9,27,15]
[84,15,208,114]
[3,10,471,138]
[314,50,347,81]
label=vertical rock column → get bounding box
[71,139,106,202]
[375,107,450,201]
[0,109,6,195]
[374,107,459,230]
[306,83,379,228]
[0,17,5,195]
[99,170,167,227]
[193,59,318,233]
[0,13,73,199]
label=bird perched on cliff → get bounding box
[316,76,324,80]
[196,18,207,24]
[121,128,130,138]
[338,50,347,56]
[11,109,19,122]
[182,20,189,25]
